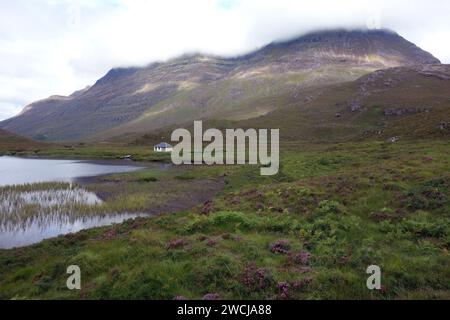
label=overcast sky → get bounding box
[1,0,449,120]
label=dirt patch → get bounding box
[144,178,226,215]
[78,172,226,216]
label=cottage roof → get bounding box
[155,142,173,148]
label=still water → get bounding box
[0,156,143,186]
[0,210,148,249]
[0,156,149,249]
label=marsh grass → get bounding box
[0,184,106,230]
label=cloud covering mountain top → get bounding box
[1,0,449,120]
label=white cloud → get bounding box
[0,103,22,121]
[0,0,449,120]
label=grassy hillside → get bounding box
[237,65,450,142]
[97,65,450,145]
[0,129,45,153]
[0,139,448,299]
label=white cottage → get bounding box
[154,142,173,152]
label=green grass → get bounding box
[0,129,46,153]
[0,139,449,300]
[1,144,172,162]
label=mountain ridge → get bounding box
[0,28,441,141]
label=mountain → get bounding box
[0,29,441,142]
[119,63,450,147]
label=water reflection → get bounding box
[0,156,143,186]
[0,187,148,249]
[0,211,148,249]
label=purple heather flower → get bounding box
[203,293,220,300]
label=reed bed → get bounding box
[0,183,106,231]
